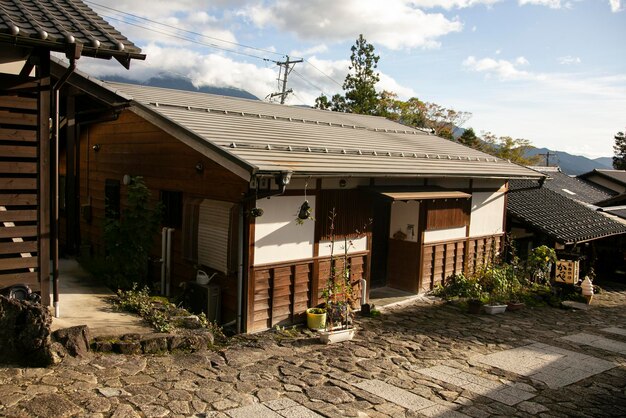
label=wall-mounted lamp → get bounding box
[122,174,131,185]
[277,171,292,186]
[195,162,204,173]
[92,144,100,152]
[339,179,347,188]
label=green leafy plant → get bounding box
[527,245,557,283]
[434,273,483,301]
[103,176,163,289]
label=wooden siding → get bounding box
[248,253,367,332]
[420,234,503,292]
[0,80,45,293]
[386,239,420,293]
[76,110,248,321]
[316,190,373,239]
[425,198,470,231]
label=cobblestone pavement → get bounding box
[2,284,626,418]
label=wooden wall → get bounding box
[421,234,503,292]
[248,253,366,333]
[0,71,49,300]
[77,110,248,320]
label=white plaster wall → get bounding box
[430,178,471,189]
[424,226,467,243]
[389,201,419,242]
[318,235,368,257]
[253,195,315,265]
[469,191,505,237]
[0,61,23,75]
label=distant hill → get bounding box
[102,74,259,100]
[526,148,612,175]
[594,157,613,168]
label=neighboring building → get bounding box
[578,169,626,195]
[507,172,626,281]
[55,66,543,333]
[0,0,143,306]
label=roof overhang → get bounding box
[380,190,471,201]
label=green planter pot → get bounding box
[306,308,327,330]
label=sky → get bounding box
[79,0,625,159]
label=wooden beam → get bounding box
[0,225,38,239]
[0,128,38,142]
[0,241,38,254]
[0,96,37,111]
[0,210,37,222]
[0,256,38,270]
[0,194,37,205]
[0,145,37,158]
[0,162,37,174]
[0,110,38,126]
[0,178,37,190]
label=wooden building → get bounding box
[0,0,143,307]
[56,68,543,333]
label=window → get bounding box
[104,179,120,219]
[425,198,470,230]
[161,190,183,228]
[197,199,235,274]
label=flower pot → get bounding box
[319,327,355,344]
[467,299,483,314]
[506,302,525,311]
[306,308,327,330]
[484,304,507,315]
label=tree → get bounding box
[422,102,472,139]
[315,34,380,115]
[481,132,541,166]
[613,131,626,169]
[343,34,380,115]
[458,127,480,149]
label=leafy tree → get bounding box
[481,132,541,166]
[103,176,163,289]
[458,127,480,148]
[613,131,626,169]
[422,102,471,139]
[315,93,347,112]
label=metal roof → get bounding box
[380,190,471,201]
[0,0,144,68]
[579,169,626,187]
[508,180,626,244]
[92,81,544,180]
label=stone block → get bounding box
[141,336,168,354]
[52,325,90,357]
[115,341,142,355]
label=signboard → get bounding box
[555,259,579,284]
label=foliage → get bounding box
[308,307,326,315]
[481,132,541,165]
[458,127,480,149]
[116,284,226,340]
[527,245,557,283]
[434,273,484,301]
[321,209,358,330]
[422,102,472,139]
[613,131,626,169]
[103,176,163,289]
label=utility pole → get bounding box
[538,151,557,167]
[267,55,303,104]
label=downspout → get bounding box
[51,56,77,318]
[237,205,244,333]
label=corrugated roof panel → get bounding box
[104,81,543,179]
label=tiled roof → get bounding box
[0,0,144,68]
[508,180,626,244]
[530,167,615,205]
[579,169,626,187]
[92,81,545,180]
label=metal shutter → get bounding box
[198,199,233,273]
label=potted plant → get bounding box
[318,209,357,344]
[481,265,509,314]
[506,276,525,311]
[436,273,484,314]
[306,307,327,330]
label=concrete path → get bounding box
[2,283,626,417]
[50,259,153,337]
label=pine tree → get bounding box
[343,34,380,115]
[458,127,480,148]
[613,132,626,169]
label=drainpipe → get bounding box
[51,54,78,318]
[237,205,244,333]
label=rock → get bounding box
[98,387,129,397]
[52,325,90,357]
[20,393,82,417]
[116,341,142,355]
[518,401,549,414]
[306,385,355,404]
[141,336,168,354]
[0,295,54,366]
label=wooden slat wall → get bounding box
[249,253,366,332]
[0,92,40,290]
[421,234,502,291]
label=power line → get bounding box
[303,59,343,89]
[267,56,303,104]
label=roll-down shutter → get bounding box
[198,199,233,273]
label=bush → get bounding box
[434,273,483,301]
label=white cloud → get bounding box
[609,0,623,12]
[290,44,329,58]
[558,55,581,65]
[410,0,501,9]
[463,56,530,80]
[518,0,563,8]
[515,56,529,66]
[238,0,463,50]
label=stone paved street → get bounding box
[1,284,626,417]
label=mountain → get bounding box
[593,157,613,168]
[101,74,259,100]
[526,148,612,175]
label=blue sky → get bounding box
[82,0,625,159]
